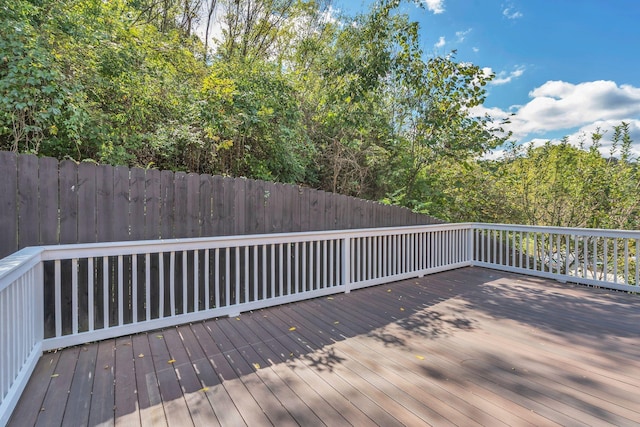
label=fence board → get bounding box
[274,183,286,233]
[112,166,130,241]
[200,174,213,237]
[272,182,283,233]
[173,172,187,238]
[309,189,319,231]
[0,152,17,258]
[245,179,257,235]
[129,168,146,241]
[59,160,78,244]
[17,154,39,249]
[39,157,59,245]
[186,173,200,238]
[77,162,97,243]
[315,190,326,231]
[324,190,335,230]
[212,175,224,235]
[222,177,235,236]
[160,170,174,239]
[256,179,267,234]
[96,165,114,242]
[263,181,274,233]
[291,186,301,232]
[145,169,161,240]
[234,178,246,235]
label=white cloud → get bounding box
[473,80,640,158]
[434,36,446,48]
[456,28,472,43]
[515,80,640,134]
[422,0,445,14]
[490,65,526,86]
[502,5,523,19]
[472,47,480,53]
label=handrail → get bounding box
[0,248,44,427]
[472,223,640,293]
[1,222,638,425]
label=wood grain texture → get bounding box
[12,267,640,427]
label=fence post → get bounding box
[342,237,351,293]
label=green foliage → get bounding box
[199,59,313,182]
[1,0,637,232]
[496,125,639,229]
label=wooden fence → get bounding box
[0,152,441,260]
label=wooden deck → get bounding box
[9,267,640,426]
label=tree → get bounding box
[199,59,313,182]
[498,127,639,229]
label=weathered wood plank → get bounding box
[221,177,235,236]
[220,317,327,426]
[62,344,98,427]
[173,172,187,239]
[179,325,243,426]
[148,331,193,426]
[262,181,274,234]
[287,299,484,426]
[112,166,130,242]
[38,157,59,245]
[161,328,218,426]
[77,162,97,243]
[211,175,224,236]
[199,174,213,237]
[17,268,640,426]
[58,160,78,244]
[131,333,167,427]
[273,183,286,233]
[129,168,146,242]
[299,187,310,232]
[7,351,61,427]
[0,151,18,258]
[34,347,80,427]
[250,310,383,426]
[290,185,301,232]
[96,164,114,242]
[308,189,319,232]
[144,169,161,241]
[88,339,116,427]
[114,336,140,426]
[17,154,39,249]
[233,178,245,235]
[210,331,298,426]
[159,170,174,239]
[186,173,200,238]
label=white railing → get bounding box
[473,223,640,292]
[0,248,44,427]
[1,222,638,425]
[38,223,471,350]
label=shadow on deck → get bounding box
[10,267,640,426]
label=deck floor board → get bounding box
[9,267,640,426]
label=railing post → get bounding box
[342,237,351,293]
[467,225,475,265]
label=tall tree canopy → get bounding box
[1,0,636,228]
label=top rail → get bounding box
[39,223,473,261]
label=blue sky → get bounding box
[336,0,640,157]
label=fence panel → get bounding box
[0,152,442,260]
